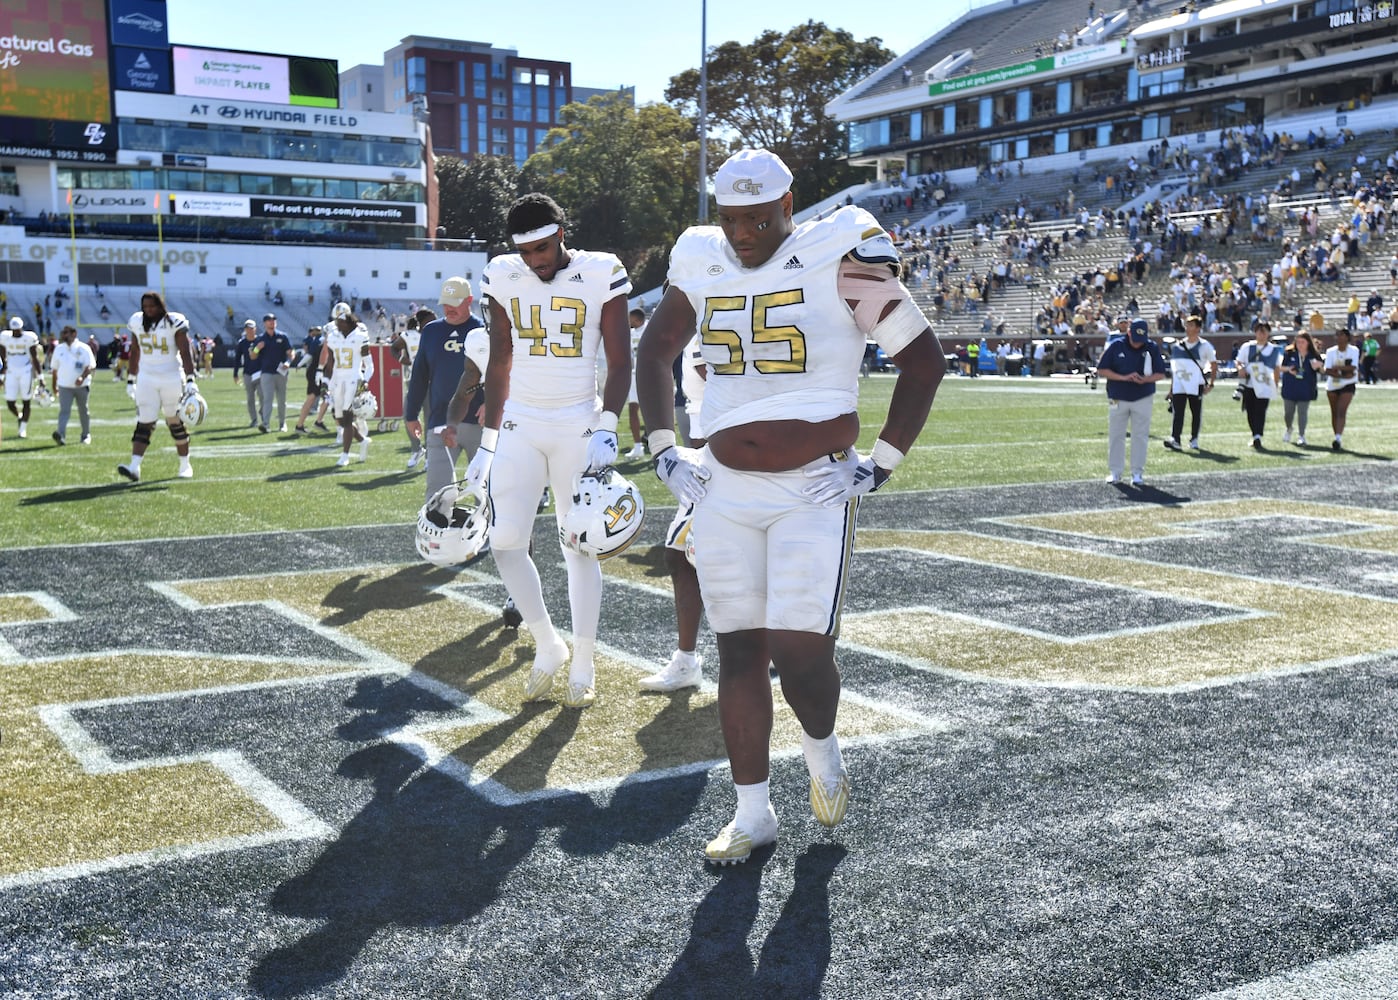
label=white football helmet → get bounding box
[178,388,208,425]
[415,481,490,567]
[558,468,646,560]
[351,388,377,420]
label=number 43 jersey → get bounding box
[667,205,897,436]
[481,249,632,410]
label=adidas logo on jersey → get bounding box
[569,272,585,283]
[783,255,803,270]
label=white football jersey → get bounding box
[0,329,39,376]
[482,248,632,409]
[126,311,190,379]
[401,329,421,365]
[325,323,371,381]
[666,206,899,435]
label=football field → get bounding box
[2,373,1397,998]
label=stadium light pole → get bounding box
[697,0,708,224]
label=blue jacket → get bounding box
[256,330,293,373]
[1280,346,1320,401]
[232,336,257,377]
[1100,336,1166,402]
[404,315,484,428]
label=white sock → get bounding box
[569,636,595,687]
[178,456,192,472]
[494,546,551,632]
[801,730,845,779]
[562,548,602,640]
[129,454,143,471]
[734,779,771,829]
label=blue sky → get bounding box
[163,0,982,106]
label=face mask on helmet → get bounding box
[179,390,208,426]
[415,481,490,567]
[558,468,646,560]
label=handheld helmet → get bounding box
[415,481,490,567]
[178,388,208,425]
[350,388,377,420]
[558,468,646,560]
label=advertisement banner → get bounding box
[927,57,1052,98]
[0,0,112,123]
[170,193,251,218]
[173,46,290,105]
[113,45,171,93]
[108,0,168,49]
[68,189,162,215]
[249,198,415,224]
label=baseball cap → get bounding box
[1252,316,1270,329]
[1185,314,1202,325]
[243,318,256,328]
[7,317,21,329]
[262,312,276,322]
[438,276,473,306]
[331,301,352,320]
[1128,319,1150,339]
[714,149,794,207]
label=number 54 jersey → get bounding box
[481,249,632,410]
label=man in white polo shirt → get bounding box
[50,324,96,445]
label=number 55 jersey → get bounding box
[666,205,920,436]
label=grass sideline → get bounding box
[1,369,1394,549]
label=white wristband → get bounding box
[480,427,499,451]
[648,429,676,455]
[871,438,905,470]
[598,410,619,433]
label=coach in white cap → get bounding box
[634,148,946,864]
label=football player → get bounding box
[118,291,199,481]
[318,303,372,467]
[393,314,425,469]
[635,149,945,864]
[467,194,633,708]
[1,316,42,439]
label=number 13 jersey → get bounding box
[481,249,632,410]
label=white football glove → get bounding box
[801,451,891,508]
[125,378,136,400]
[182,378,198,400]
[653,446,711,506]
[464,445,494,491]
[584,428,618,473]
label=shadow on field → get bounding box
[649,843,847,998]
[20,481,168,505]
[1186,448,1240,464]
[266,465,346,482]
[1122,483,1190,504]
[341,473,409,492]
[248,674,585,999]
[319,564,450,624]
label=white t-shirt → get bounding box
[52,340,97,388]
[1169,337,1216,395]
[1324,344,1360,391]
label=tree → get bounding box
[519,93,700,278]
[434,154,519,249]
[665,21,892,205]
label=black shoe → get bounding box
[258,425,269,434]
[501,598,522,629]
[314,420,329,431]
[294,425,307,435]
[1332,439,1342,451]
[52,431,64,445]
[1251,437,1262,450]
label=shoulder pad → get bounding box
[848,230,899,268]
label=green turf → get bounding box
[2,369,1394,548]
